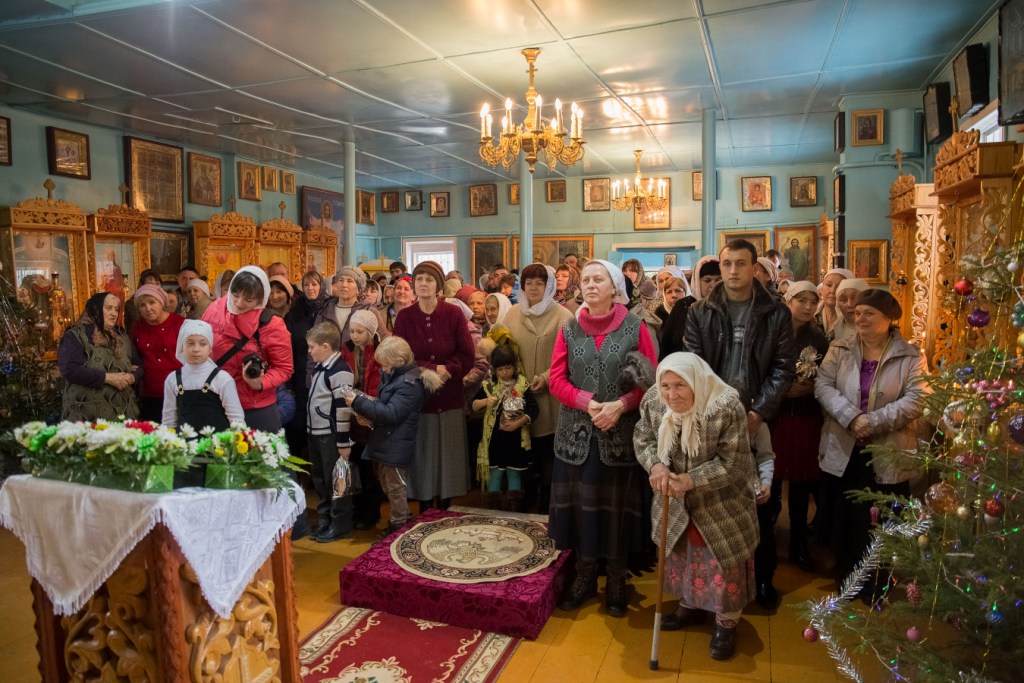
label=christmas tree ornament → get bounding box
[967,308,990,328]
[1008,413,1024,445]
[906,626,922,642]
[983,513,1001,530]
[1009,260,1020,272]
[984,498,1005,517]
[906,581,922,607]
[918,534,929,549]
[870,506,880,525]
[924,482,959,514]
[802,626,820,643]
[949,615,965,631]
[956,505,971,520]
[1017,331,1024,349]
[954,278,975,296]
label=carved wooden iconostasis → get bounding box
[928,130,1019,369]
[193,201,259,291]
[302,225,337,278]
[0,180,93,359]
[817,211,836,282]
[87,184,152,305]
[888,164,938,358]
[259,202,303,278]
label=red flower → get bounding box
[125,420,156,434]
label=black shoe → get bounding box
[558,570,597,611]
[660,606,707,631]
[709,625,737,660]
[316,526,352,543]
[291,515,313,541]
[605,576,629,617]
[756,581,780,610]
[790,543,814,573]
[354,519,379,531]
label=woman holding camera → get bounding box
[203,266,294,431]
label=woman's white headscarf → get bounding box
[657,265,691,298]
[226,265,271,314]
[577,259,629,317]
[655,352,739,467]
[485,292,512,326]
[521,264,558,318]
[175,319,214,365]
[450,296,474,321]
[783,280,820,303]
[831,278,869,340]
[689,255,720,300]
[188,278,211,299]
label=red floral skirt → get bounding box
[771,412,824,482]
[664,523,754,614]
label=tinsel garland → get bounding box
[806,511,932,682]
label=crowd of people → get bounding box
[55,244,925,662]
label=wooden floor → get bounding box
[0,490,842,682]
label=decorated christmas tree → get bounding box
[0,270,63,479]
[804,243,1024,682]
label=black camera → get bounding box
[242,353,267,379]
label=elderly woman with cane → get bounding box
[634,352,760,661]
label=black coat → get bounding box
[658,295,697,361]
[683,280,795,422]
[351,363,425,468]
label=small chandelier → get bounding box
[612,150,667,212]
[479,48,584,174]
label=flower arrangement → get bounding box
[795,345,822,381]
[187,424,307,498]
[13,419,192,491]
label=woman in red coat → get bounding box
[130,284,184,422]
[203,266,294,431]
[393,260,474,510]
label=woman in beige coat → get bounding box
[634,352,759,661]
[497,263,573,512]
[814,288,925,595]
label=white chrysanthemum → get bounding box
[178,424,197,439]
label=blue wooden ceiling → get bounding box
[0,0,1002,188]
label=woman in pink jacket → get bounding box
[203,266,294,431]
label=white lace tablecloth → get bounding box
[0,475,302,618]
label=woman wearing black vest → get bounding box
[548,260,658,617]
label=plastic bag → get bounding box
[332,457,352,499]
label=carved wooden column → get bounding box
[888,175,938,356]
[930,131,1019,367]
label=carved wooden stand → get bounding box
[31,524,301,683]
[888,174,938,361]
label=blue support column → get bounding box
[519,162,533,268]
[344,141,356,267]
[701,109,717,256]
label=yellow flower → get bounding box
[86,451,97,459]
[236,442,249,454]
[93,424,108,431]
[214,448,224,456]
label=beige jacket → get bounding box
[499,302,573,438]
[814,332,925,483]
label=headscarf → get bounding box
[817,267,855,328]
[689,256,720,300]
[269,275,294,299]
[756,257,778,283]
[226,265,270,314]
[661,277,688,315]
[175,319,214,364]
[455,284,481,305]
[449,296,474,321]
[214,270,235,299]
[349,309,379,337]
[187,278,211,299]
[831,278,869,339]
[134,283,168,308]
[824,267,855,281]
[337,265,367,293]
[555,265,580,305]
[521,264,558,318]
[578,259,629,315]
[78,292,123,351]
[485,292,512,326]
[656,265,690,296]
[783,280,820,303]
[655,352,738,468]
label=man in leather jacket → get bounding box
[683,238,796,612]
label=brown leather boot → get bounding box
[506,489,525,513]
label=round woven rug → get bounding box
[390,514,560,584]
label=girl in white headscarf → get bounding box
[634,352,759,661]
[161,319,244,431]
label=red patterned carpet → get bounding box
[299,607,518,683]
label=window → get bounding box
[965,103,1003,143]
[403,237,456,274]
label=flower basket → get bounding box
[189,426,308,499]
[91,464,175,493]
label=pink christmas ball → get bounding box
[907,626,922,642]
[803,627,819,642]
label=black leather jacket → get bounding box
[683,280,795,422]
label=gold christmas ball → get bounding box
[1018,331,1024,349]
[957,505,971,520]
[918,534,929,549]
[924,482,960,514]
[988,421,1004,443]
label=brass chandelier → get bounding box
[611,150,667,212]
[478,48,585,174]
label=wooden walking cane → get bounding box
[650,493,671,671]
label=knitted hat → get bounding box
[412,260,446,293]
[455,284,481,304]
[337,266,367,293]
[856,288,902,320]
[269,275,294,299]
[349,309,379,337]
[187,278,211,299]
[756,257,778,282]
[134,283,168,308]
